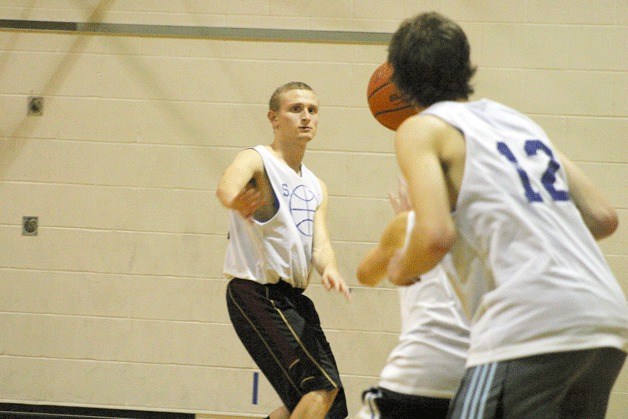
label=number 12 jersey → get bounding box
[422,99,628,367]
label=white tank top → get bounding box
[423,99,628,366]
[222,145,322,289]
[378,211,470,398]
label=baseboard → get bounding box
[0,403,194,418]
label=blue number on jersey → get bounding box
[496,142,542,202]
[497,140,570,203]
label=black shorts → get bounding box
[361,386,451,418]
[226,278,348,418]
[448,347,626,419]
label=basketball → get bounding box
[367,62,417,131]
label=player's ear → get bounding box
[268,110,278,126]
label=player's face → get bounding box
[270,89,319,142]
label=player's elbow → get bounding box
[392,223,454,284]
[422,222,455,259]
[215,187,231,208]
[356,266,379,287]
[356,265,368,284]
[588,206,619,240]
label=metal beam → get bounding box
[0,19,391,44]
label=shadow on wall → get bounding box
[0,0,114,179]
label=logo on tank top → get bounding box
[289,185,319,236]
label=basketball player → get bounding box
[356,182,469,418]
[383,12,628,418]
[216,82,349,419]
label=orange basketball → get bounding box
[367,62,417,131]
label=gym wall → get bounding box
[0,1,625,417]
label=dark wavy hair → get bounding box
[269,81,314,111]
[388,12,476,107]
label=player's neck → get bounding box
[267,143,304,174]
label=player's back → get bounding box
[423,99,628,367]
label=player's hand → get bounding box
[321,266,351,300]
[230,184,265,220]
[388,176,411,214]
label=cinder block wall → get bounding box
[0,1,625,417]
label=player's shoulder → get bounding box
[237,146,262,158]
[398,112,446,130]
[396,112,459,147]
[313,174,328,196]
[234,147,264,167]
[223,148,265,181]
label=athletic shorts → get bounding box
[226,278,348,418]
[358,386,450,418]
[448,347,626,419]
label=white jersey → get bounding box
[222,145,322,289]
[422,99,628,367]
[378,211,470,398]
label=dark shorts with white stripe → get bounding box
[361,386,451,418]
[226,278,348,418]
[447,347,626,419]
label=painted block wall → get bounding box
[0,1,626,417]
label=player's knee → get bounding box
[306,388,338,407]
[328,387,339,401]
[321,388,339,406]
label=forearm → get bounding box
[388,221,454,285]
[313,237,351,298]
[357,212,409,287]
[216,149,263,211]
[312,241,339,276]
[356,247,386,286]
[216,186,237,208]
[390,247,446,286]
[560,154,618,239]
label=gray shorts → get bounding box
[448,347,626,419]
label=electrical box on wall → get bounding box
[28,96,43,116]
[23,216,38,236]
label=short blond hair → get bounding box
[269,82,314,111]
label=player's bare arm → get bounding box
[388,115,457,285]
[357,212,409,286]
[312,179,350,299]
[557,151,618,240]
[216,149,266,219]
